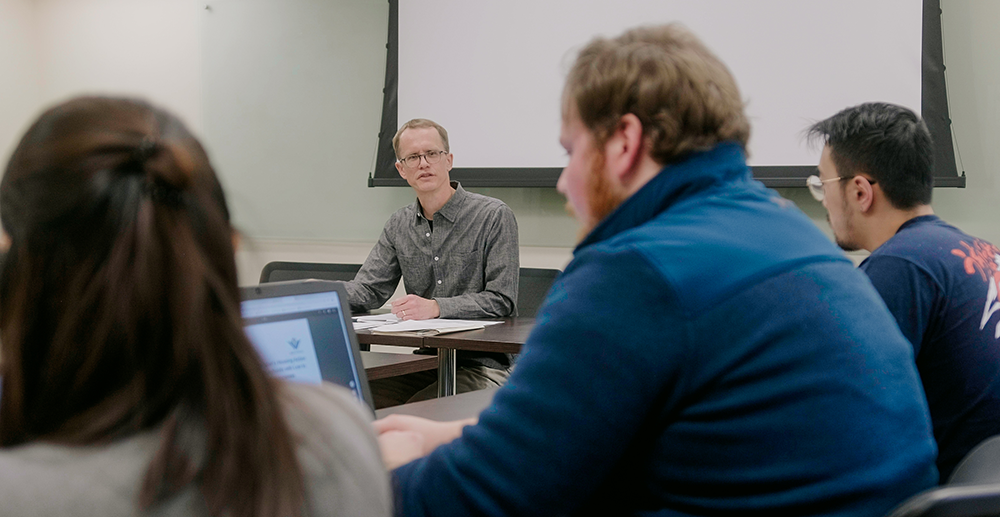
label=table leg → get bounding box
[437,348,457,397]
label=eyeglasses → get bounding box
[806,174,876,202]
[806,175,843,201]
[400,150,447,169]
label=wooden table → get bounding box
[424,317,534,396]
[361,351,438,381]
[422,317,535,354]
[357,331,424,348]
[375,387,498,421]
[357,318,536,397]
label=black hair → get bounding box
[808,102,934,209]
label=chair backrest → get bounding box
[884,434,1000,517]
[883,484,1000,517]
[950,435,1000,485]
[517,267,560,317]
[259,261,362,284]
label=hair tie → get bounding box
[145,182,186,207]
[133,138,157,164]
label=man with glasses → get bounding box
[344,118,519,408]
[809,102,1000,481]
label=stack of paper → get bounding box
[358,318,502,336]
[352,313,400,330]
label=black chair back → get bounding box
[517,267,560,317]
[259,261,362,284]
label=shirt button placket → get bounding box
[430,227,440,290]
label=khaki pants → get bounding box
[370,365,510,409]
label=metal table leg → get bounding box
[437,348,457,397]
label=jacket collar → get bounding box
[576,142,750,251]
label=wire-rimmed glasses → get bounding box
[806,175,845,201]
[806,174,877,202]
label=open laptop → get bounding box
[239,279,374,411]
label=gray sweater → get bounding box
[0,382,391,516]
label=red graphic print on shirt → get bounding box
[952,239,1000,339]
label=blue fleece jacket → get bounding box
[392,143,938,516]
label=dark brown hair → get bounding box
[564,23,750,165]
[0,97,304,517]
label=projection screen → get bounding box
[371,0,962,188]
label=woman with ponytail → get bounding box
[0,97,390,516]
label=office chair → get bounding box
[258,261,368,351]
[884,434,1000,517]
[883,484,1000,517]
[517,267,561,317]
[259,261,362,284]
[950,435,1000,486]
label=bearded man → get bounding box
[375,24,937,517]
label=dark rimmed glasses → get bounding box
[400,150,447,169]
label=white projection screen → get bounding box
[372,0,962,188]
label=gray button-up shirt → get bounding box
[345,182,519,320]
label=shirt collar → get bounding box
[414,181,465,223]
[896,214,941,233]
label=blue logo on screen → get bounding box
[288,338,301,350]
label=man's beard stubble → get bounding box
[826,213,861,252]
[566,149,629,242]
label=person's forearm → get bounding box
[423,417,477,454]
[344,279,390,312]
[436,292,514,319]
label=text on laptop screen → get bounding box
[241,290,363,396]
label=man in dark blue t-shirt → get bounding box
[809,102,1000,481]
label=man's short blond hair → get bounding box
[392,119,450,159]
[564,24,750,166]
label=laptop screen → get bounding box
[240,281,372,409]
